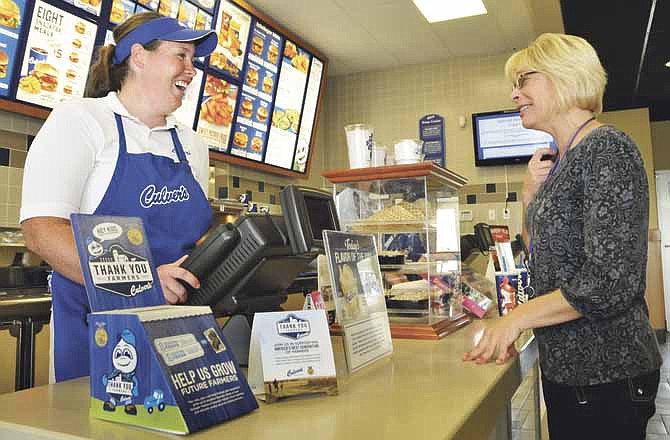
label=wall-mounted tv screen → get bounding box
[472,110,554,166]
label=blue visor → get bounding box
[112,17,217,65]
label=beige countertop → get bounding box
[0,324,536,440]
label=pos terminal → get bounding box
[181,185,340,364]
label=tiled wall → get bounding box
[0,111,42,228]
[319,52,529,235]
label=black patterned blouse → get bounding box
[525,125,662,386]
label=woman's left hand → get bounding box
[463,314,523,365]
[156,255,200,304]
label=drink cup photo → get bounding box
[28,47,49,75]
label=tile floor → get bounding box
[646,340,670,439]
[510,339,670,440]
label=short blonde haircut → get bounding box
[505,33,607,115]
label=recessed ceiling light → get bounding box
[666,60,670,68]
[413,0,487,23]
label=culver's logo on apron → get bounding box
[88,244,154,297]
[140,184,190,208]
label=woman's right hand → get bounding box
[522,147,556,205]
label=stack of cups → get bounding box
[370,142,387,167]
[344,124,374,168]
[393,139,424,164]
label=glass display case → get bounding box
[323,163,470,339]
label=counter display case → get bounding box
[323,163,470,339]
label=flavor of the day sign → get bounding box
[419,114,445,167]
[71,214,165,312]
[248,310,337,403]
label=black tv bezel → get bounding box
[472,109,550,167]
[280,185,340,255]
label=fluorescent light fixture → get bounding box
[413,0,487,23]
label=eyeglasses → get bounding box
[512,71,539,91]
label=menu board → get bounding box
[0,0,327,177]
[173,67,204,128]
[264,39,310,169]
[196,73,238,150]
[293,57,323,172]
[16,1,96,109]
[0,0,26,97]
[63,0,102,16]
[110,0,135,24]
[210,0,250,79]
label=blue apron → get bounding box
[51,114,212,382]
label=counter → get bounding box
[0,325,537,439]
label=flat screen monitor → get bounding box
[182,185,339,316]
[281,185,340,255]
[472,110,554,166]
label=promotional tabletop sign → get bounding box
[71,214,166,312]
[248,309,337,403]
[89,306,258,434]
[323,231,393,373]
[72,214,257,434]
[419,114,445,167]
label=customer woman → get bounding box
[463,33,661,439]
[20,12,217,383]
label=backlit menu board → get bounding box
[0,0,27,97]
[173,67,203,128]
[196,73,237,150]
[0,0,327,177]
[63,0,102,16]
[16,0,96,108]
[264,39,310,169]
[210,0,250,79]
[293,57,323,172]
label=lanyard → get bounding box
[527,116,596,272]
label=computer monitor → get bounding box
[182,185,339,316]
[281,185,340,255]
[180,185,339,364]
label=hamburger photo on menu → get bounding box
[0,49,8,78]
[20,63,58,94]
[0,0,20,29]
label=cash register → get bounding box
[182,184,340,363]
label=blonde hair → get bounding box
[505,33,607,115]
[85,12,162,98]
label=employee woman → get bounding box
[463,33,662,439]
[20,13,217,383]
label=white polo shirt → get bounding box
[20,92,210,222]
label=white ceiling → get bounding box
[246,0,564,76]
